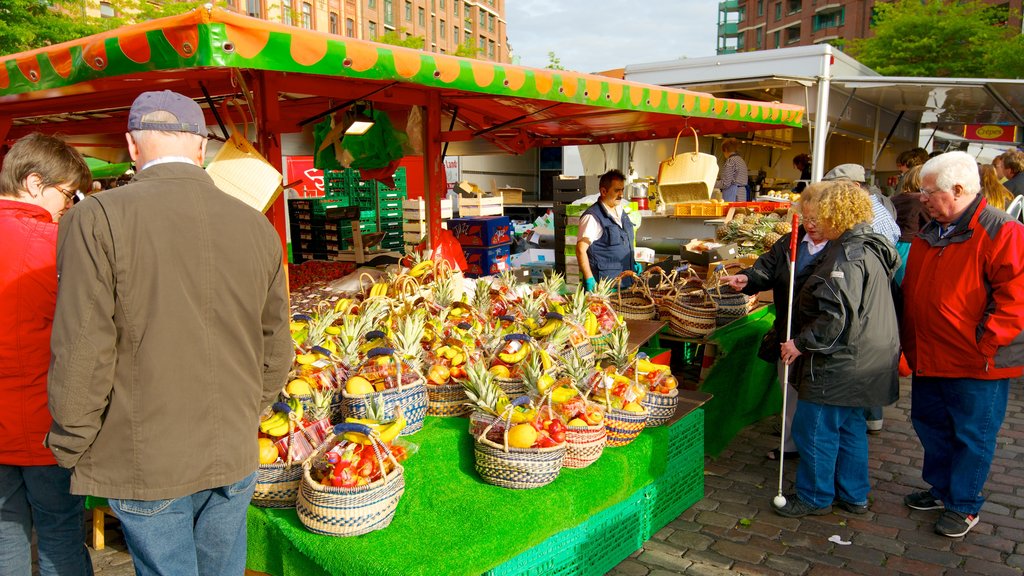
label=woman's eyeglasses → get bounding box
[53,185,81,204]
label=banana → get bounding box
[532,318,562,338]
[637,358,671,374]
[287,397,304,422]
[551,386,579,403]
[333,298,352,314]
[409,260,433,278]
[584,312,598,336]
[344,411,407,445]
[498,345,529,365]
[259,413,288,435]
[378,412,407,443]
[538,349,553,372]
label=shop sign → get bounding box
[284,156,324,197]
[962,124,1019,143]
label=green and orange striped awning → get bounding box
[0,7,803,152]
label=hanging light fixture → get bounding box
[344,101,375,135]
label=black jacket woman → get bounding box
[773,180,900,518]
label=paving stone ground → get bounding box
[73,377,1023,575]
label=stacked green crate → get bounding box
[323,168,361,202]
[376,167,407,252]
[326,211,378,251]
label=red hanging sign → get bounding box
[962,124,1019,143]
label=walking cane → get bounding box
[773,212,800,510]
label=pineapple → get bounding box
[471,279,492,318]
[589,278,615,302]
[520,354,544,398]
[562,347,595,392]
[306,386,334,423]
[497,268,520,293]
[538,271,566,304]
[762,232,783,249]
[515,291,544,330]
[363,393,389,423]
[461,359,507,416]
[393,309,427,375]
[430,269,457,310]
[773,221,793,235]
[304,301,344,349]
[564,287,589,325]
[601,326,632,371]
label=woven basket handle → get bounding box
[327,422,400,488]
[478,396,532,452]
[670,127,701,163]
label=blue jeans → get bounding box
[791,401,871,508]
[0,464,93,576]
[911,376,1009,515]
[108,472,256,576]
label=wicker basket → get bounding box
[642,389,679,427]
[494,375,527,399]
[473,398,565,489]
[340,350,427,436]
[295,423,405,537]
[426,382,471,417]
[612,271,656,321]
[709,288,758,327]
[253,409,317,509]
[667,288,718,339]
[603,407,649,447]
[564,422,606,469]
[643,266,678,321]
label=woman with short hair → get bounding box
[772,180,901,518]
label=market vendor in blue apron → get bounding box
[576,169,641,290]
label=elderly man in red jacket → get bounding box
[0,134,93,575]
[901,151,1024,538]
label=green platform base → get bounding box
[246,410,704,576]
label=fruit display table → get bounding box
[245,397,707,576]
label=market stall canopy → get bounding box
[85,156,132,179]
[0,6,803,156]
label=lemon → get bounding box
[567,418,589,428]
[286,378,312,396]
[295,353,317,365]
[507,423,538,449]
[488,365,511,379]
[258,438,279,464]
[623,402,645,413]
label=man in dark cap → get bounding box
[46,90,293,575]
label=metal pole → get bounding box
[810,45,832,182]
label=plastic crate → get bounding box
[564,204,589,217]
[665,409,704,474]
[646,448,704,536]
[379,219,404,231]
[378,209,403,220]
[379,199,403,211]
[485,488,649,576]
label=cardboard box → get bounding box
[462,243,512,278]
[680,240,738,265]
[499,187,525,204]
[510,248,556,267]
[450,216,512,247]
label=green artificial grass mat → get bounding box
[247,416,672,576]
[702,305,783,457]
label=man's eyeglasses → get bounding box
[919,187,944,197]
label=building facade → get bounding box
[90,0,509,62]
[718,0,1023,54]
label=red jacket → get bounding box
[0,199,59,466]
[901,196,1024,380]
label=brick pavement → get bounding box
[79,378,1023,576]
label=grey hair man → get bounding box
[46,90,293,576]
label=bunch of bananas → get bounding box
[636,357,671,374]
[497,334,531,365]
[368,282,390,298]
[408,260,434,278]
[258,398,304,437]
[584,311,599,336]
[343,410,408,445]
[530,312,564,338]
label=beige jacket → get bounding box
[46,162,293,500]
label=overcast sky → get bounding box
[505,1,720,74]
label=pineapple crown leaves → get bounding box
[514,291,544,322]
[461,359,506,415]
[519,352,544,396]
[561,347,596,391]
[497,268,519,292]
[544,322,573,350]
[589,278,615,301]
[471,279,492,314]
[306,386,334,421]
[363,393,389,423]
[430,270,457,309]
[336,314,371,363]
[360,298,391,326]
[601,325,633,369]
[540,271,566,299]
[564,287,589,323]
[304,301,344,348]
[393,309,427,357]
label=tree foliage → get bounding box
[452,43,480,59]
[846,0,1016,78]
[0,1,213,55]
[375,29,426,50]
[545,51,565,70]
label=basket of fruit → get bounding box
[341,349,427,436]
[667,287,718,339]
[473,397,566,490]
[590,328,649,448]
[632,354,680,427]
[425,341,472,417]
[489,333,532,399]
[340,312,428,435]
[254,399,326,508]
[611,271,657,321]
[553,351,606,469]
[296,423,406,537]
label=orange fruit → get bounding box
[507,423,538,449]
[488,365,511,379]
[567,418,589,428]
[623,402,645,413]
[258,438,279,465]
